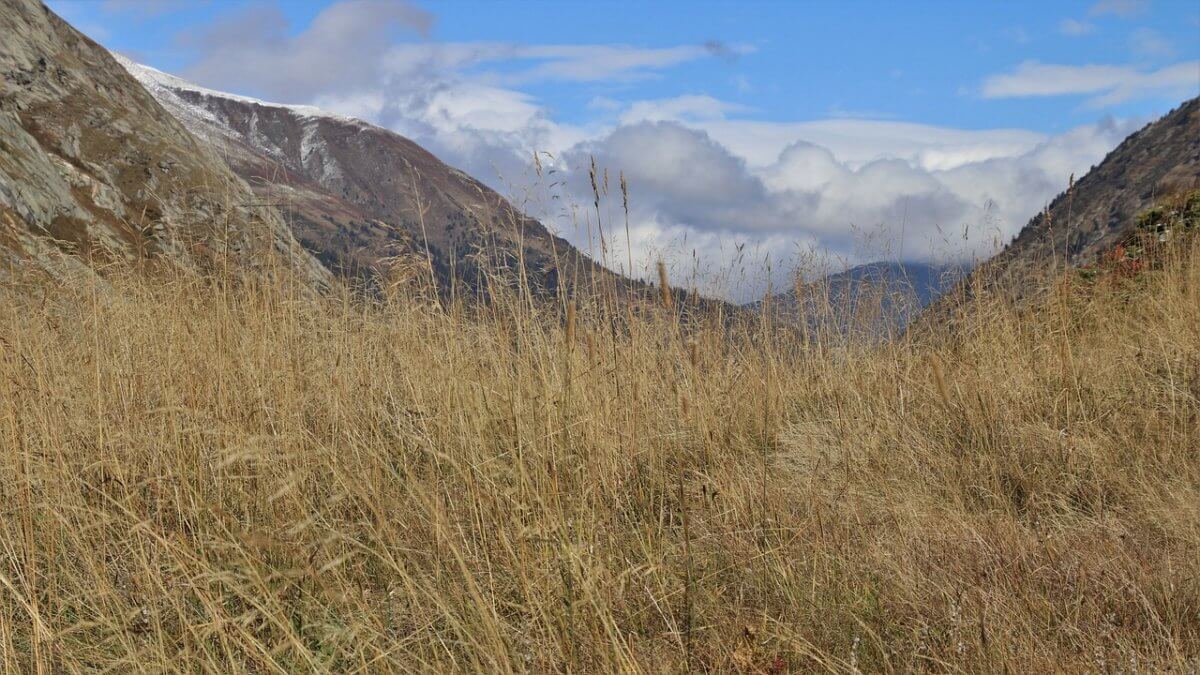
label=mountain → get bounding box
[817,261,962,309]
[754,261,964,335]
[0,0,331,287]
[971,96,1200,298]
[118,59,617,298]
[772,98,1200,334]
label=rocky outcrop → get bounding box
[0,0,332,287]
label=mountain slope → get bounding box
[975,96,1200,298]
[0,0,331,287]
[754,261,964,335]
[119,59,616,297]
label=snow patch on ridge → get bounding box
[112,53,369,129]
[114,52,352,185]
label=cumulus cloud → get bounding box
[180,1,726,102]
[162,0,1163,298]
[684,118,1046,170]
[181,0,435,101]
[981,60,1200,106]
[542,113,1140,299]
[566,122,793,235]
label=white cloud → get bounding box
[547,114,1138,299]
[181,0,435,101]
[618,95,752,125]
[180,1,725,103]
[984,62,1134,97]
[681,118,1045,170]
[161,0,1162,299]
[1059,18,1096,36]
[587,96,622,111]
[981,60,1200,105]
[502,45,716,84]
[296,83,1133,301]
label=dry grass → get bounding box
[0,219,1198,672]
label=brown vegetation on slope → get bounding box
[969,96,1199,301]
[0,195,1197,671]
[126,62,630,298]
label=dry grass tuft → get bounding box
[657,260,672,309]
[0,214,1197,672]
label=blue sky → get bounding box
[50,0,1200,130]
[48,0,1200,296]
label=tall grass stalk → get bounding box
[0,195,1197,672]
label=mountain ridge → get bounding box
[752,260,965,335]
[118,56,624,298]
[0,0,331,287]
[967,96,1200,299]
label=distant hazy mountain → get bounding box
[0,0,331,287]
[751,260,964,335]
[118,58,623,298]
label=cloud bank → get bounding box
[166,0,1173,299]
[982,60,1199,106]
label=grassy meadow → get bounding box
[0,195,1198,672]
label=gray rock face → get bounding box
[0,0,332,288]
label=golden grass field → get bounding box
[1,199,1198,672]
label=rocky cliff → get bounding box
[0,0,331,287]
